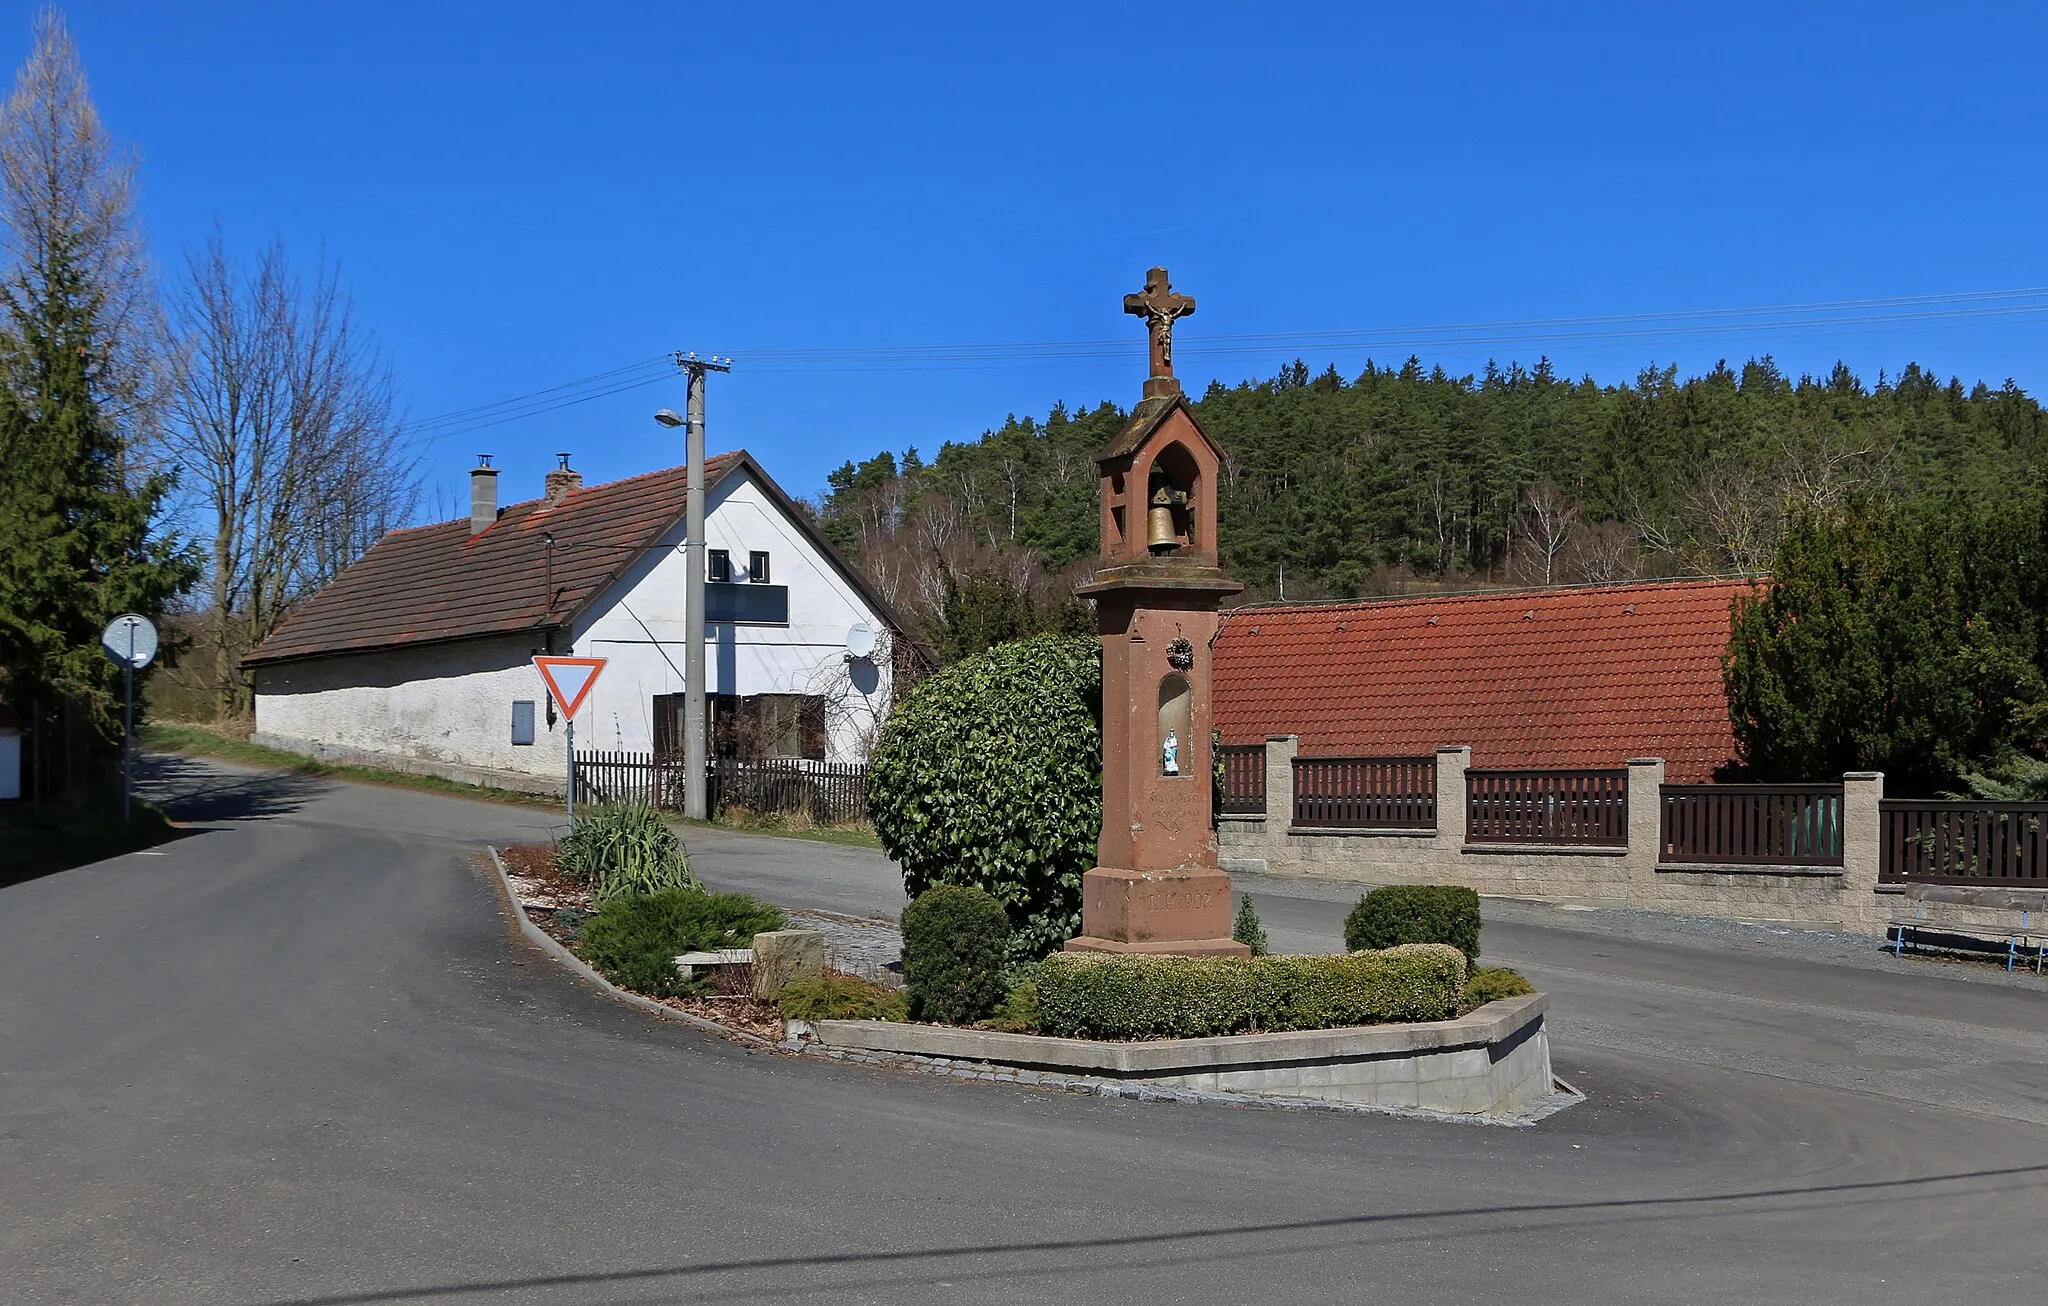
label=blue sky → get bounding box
[32,2,2048,516]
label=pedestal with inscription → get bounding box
[1065,268,1249,958]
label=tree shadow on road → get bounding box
[137,751,332,825]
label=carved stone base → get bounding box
[1063,866,1249,958]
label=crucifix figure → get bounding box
[1124,266,1196,384]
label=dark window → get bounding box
[708,692,827,760]
[708,549,732,583]
[748,550,770,583]
[651,694,681,758]
[704,583,788,624]
[511,700,536,746]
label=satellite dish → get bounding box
[845,623,878,661]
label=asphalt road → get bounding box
[4,753,2047,1304]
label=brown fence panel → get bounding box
[1660,784,1843,866]
[1882,800,2048,884]
[1466,769,1628,845]
[1218,744,1267,815]
[709,758,870,825]
[1292,756,1437,829]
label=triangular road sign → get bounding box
[533,655,607,721]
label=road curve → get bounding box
[3,754,2046,1304]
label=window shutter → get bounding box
[801,696,827,761]
[652,694,675,758]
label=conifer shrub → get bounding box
[775,975,908,1023]
[867,634,1101,958]
[575,887,784,998]
[557,803,698,902]
[1462,966,1535,1011]
[1233,895,1270,955]
[900,884,1012,1024]
[1034,944,1466,1040]
[979,979,1041,1034]
[1343,885,1482,962]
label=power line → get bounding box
[408,286,2048,436]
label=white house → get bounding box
[246,451,926,795]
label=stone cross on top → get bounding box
[1124,266,1195,398]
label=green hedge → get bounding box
[1034,944,1467,1040]
[901,884,1012,1024]
[1343,885,1482,961]
[576,887,785,998]
[867,635,1101,959]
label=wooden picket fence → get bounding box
[573,751,869,825]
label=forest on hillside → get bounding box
[817,355,2048,657]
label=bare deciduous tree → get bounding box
[1512,484,1579,585]
[0,7,157,465]
[164,230,416,714]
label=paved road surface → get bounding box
[4,753,2046,1304]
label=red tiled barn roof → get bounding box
[247,455,743,666]
[1211,578,1756,783]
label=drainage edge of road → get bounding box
[483,845,1586,1127]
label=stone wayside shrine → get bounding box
[1065,268,1249,958]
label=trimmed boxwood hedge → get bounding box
[901,884,1011,1024]
[867,635,1101,959]
[1034,944,1467,1040]
[1343,885,1482,961]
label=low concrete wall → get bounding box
[1223,739,1890,933]
[253,731,563,797]
[814,993,1554,1120]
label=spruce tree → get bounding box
[0,11,196,788]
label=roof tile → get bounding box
[1211,578,1755,783]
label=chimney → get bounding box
[469,455,499,536]
[544,452,582,505]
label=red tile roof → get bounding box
[1211,578,1757,783]
[246,455,743,666]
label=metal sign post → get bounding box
[100,614,159,822]
[533,656,607,822]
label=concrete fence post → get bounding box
[1265,735,1298,828]
[1435,746,1471,854]
[1625,757,1667,909]
[1840,771,1886,935]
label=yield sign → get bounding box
[533,656,607,721]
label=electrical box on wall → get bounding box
[511,700,536,746]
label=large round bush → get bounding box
[868,634,1101,959]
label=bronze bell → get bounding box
[1147,484,1179,551]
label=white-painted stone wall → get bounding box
[253,630,567,785]
[253,464,898,786]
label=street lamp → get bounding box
[654,409,684,428]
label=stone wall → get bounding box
[1221,737,1890,934]
[813,993,1556,1120]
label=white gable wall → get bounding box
[570,467,895,762]
[252,463,898,789]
